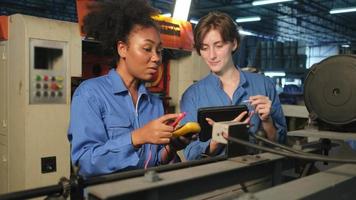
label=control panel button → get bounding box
[51,83,58,91]
[51,76,56,81]
[44,75,49,81]
[43,84,49,89]
[56,76,64,82]
[35,91,41,97]
[57,91,63,97]
[36,83,41,89]
[57,84,63,90]
[43,91,49,97]
[50,91,56,97]
[36,75,42,81]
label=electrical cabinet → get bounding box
[0,41,8,193]
[0,14,81,193]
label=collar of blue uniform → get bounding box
[208,66,248,89]
[108,68,151,102]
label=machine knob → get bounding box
[43,91,48,97]
[36,83,41,89]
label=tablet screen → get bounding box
[197,105,248,142]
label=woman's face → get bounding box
[199,29,237,74]
[119,26,162,81]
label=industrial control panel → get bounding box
[0,14,81,193]
[29,39,67,104]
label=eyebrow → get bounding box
[202,41,224,46]
[144,39,162,46]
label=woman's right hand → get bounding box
[131,113,180,148]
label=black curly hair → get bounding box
[83,0,160,67]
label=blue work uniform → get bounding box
[180,68,287,160]
[68,69,165,177]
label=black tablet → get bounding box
[197,105,248,142]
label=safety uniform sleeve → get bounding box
[68,86,139,177]
[180,88,210,160]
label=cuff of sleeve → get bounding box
[200,140,211,155]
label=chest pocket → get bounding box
[104,115,133,139]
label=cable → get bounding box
[144,145,153,170]
[253,134,313,155]
[227,136,356,164]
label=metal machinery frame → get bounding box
[86,153,289,200]
[244,164,356,200]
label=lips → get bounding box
[208,61,220,66]
[147,67,158,74]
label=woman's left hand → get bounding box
[249,95,272,122]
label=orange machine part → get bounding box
[0,16,8,41]
[76,0,92,37]
[76,0,193,51]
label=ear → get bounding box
[117,41,128,58]
[232,39,238,52]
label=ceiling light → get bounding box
[341,44,350,48]
[162,12,172,17]
[252,0,293,6]
[239,30,257,36]
[264,71,286,77]
[173,0,192,21]
[330,7,356,14]
[236,16,261,23]
[189,19,199,24]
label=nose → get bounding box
[151,51,161,64]
[209,47,217,60]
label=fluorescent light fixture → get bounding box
[162,12,172,17]
[264,71,286,77]
[330,7,356,14]
[341,44,350,48]
[252,0,293,6]
[173,0,192,21]
[239,30,257,36]
[189,19,199,24]
[236,16,261,23]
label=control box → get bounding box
[29,39,67,104]
[0,14,81,193]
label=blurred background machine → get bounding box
[288,55,356,143]
[0,14,81,193]
[304,55,356,132]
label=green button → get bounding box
[36,75,42,81]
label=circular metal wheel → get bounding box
[304,55,356,126]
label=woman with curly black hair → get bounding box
[68,0,184,177]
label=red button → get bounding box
[44,75,49,81]
[51,83,58,90]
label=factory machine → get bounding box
[82,55,356,200]
[0,13,356,200]
[0,14,81,193]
